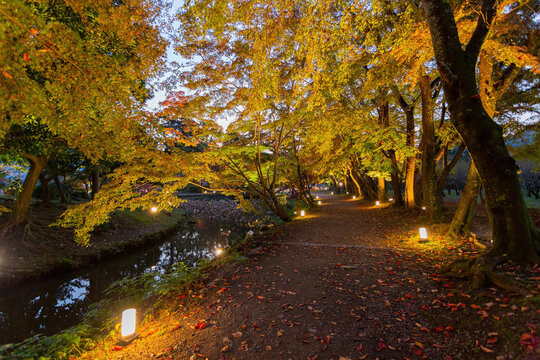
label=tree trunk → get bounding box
[419,74,442,222]
[54,174,67,203]
[422,0,540,262]
[388,150,404,206]
[377,177,386,202]
[437,142,466,205]
[91,169,100,199]
[448,161,481,237]
[39,174,51,205]
[13,154,49,225]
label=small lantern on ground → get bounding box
[215,248,223,256]
[419,227,428,239]
[375,201,380,206]
[119,308,138,344]
[353,196,356,200]
[300,210,305,217]
[318,200,321,205]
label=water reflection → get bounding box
[0,224,239,344]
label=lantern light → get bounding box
[315,196,319,199]
[419,227,428,239]
[330,191,334,195]
[389,198,394,202]
[376,201,380,206]
[346,191,349,194]
[422,206,426,210]
[215,248,223,256]
[120,308,138,343]
[353,196,356,200]
[150,206,158,213]
[318,200,321,205]
[300,210,305,217]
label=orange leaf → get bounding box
[479,345,494,353]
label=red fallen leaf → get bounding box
[356,344,363,352]
[412,349,423,356]
[471,94,481,99]
[376,340,386,351]
[337,263,343,267]
[23,52,30,61]
[501,297,510,303]
[177,294,186,299]
[444,326,454,331]
[487,337,498,344]
[217,288,228,294]
[113,346,123,351]
[520,333,533,341]
[195,322,207,330]
[405,294,414,299]
[434,326,444,332]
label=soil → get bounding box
[78,194,540,360]
[0,203,186,289]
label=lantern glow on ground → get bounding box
[300,210,305,217]
[121,308,137,340]
[375,201,380,206]
[419,227,428,239]
[215,248,223,256]
[318,201,321,205]
[150,206,158,213]
[353,196,356,199]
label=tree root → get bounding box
[444,256,530,295]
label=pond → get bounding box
[0,220,243,344]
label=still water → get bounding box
[0,221,241,344]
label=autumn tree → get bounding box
[420,0,540,285]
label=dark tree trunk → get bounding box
[54,175,67,203]
[421,0,540,262]
[448,161,481,237]
[13,154,49,225]
[91,169,100,199]
[388,150,404,206]
[39,174,51,205]
[437,142,466,205]
[419,74,442,222]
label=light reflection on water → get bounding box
[0,224,239,344]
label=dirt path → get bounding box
[82,194,539,360]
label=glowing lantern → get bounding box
[300,210,305,217]
[315,196,319,199]
[353,196,356,200]
[150,206,158,213]
[346,191,349,194]
[330,192,334,195]
[215,248,223,256]
[121,309,137,341]
[419,227,428,239]
[389,198,394,202]
[318,201,321,205]
[376,201,380,206]
[422,206,426,210]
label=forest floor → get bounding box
[79,193,540,360]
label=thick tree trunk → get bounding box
[422,0,540,262]
[13,154,49,225]
[54,175,67,203]
[419,74,442,222]
[448,161,481,237]
[377,177,386,202]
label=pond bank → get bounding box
[0,205,188,290]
